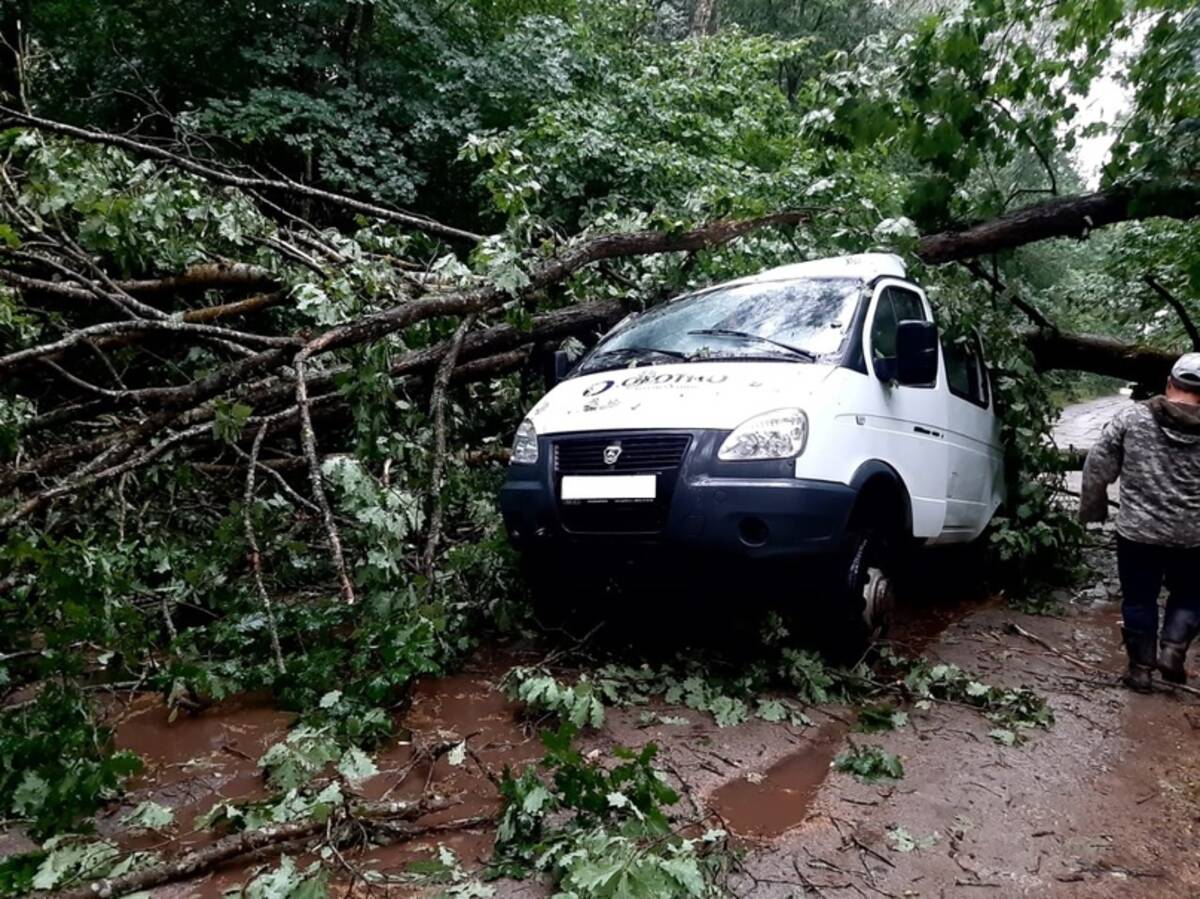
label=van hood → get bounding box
[527,361,838,435]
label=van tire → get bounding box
[824,524,899,662]
[812,477,907,661]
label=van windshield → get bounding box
[576,277,862,375]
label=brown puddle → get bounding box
[95,692,295,861]
[709,720,847,839]
[87,649,542,895]
[113,691,295,777]
[350,653,544,883]
[889,593,1002,654]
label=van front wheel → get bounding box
[827,528,896,661]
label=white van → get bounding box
[500,253,1005,643]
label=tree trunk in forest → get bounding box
[354,1,375,84]
[0,1,25,107]
[691,0,718,36]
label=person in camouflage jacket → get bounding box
[1080,353,1200,692]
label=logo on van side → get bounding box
[580,372,728,398]
[620,372,728,388]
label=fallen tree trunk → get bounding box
[11,108,1198,268]
[291,211,809,363]
[6,302,622,497]
[1023,327,1177,385]
[0,263,279,304]
[115,263,278,295]
[235,299,625,417]
[4,303,1176,502]
[917,180,1200,264]
[6,105,1199,572]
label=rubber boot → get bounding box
[1158,640,1192,685]
[1159,609,1200,685]
[1122,629,1157,694]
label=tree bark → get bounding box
[691,0,718,36]
[421,316,474,584]
[244,423,287,675]
[917,181,1200,265]
[1023,327,1178,385]
[0,1,23,106]
[295,354,356,605]
[115,263,278,294]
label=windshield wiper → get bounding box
[593,345,689,360]
[578,345,690,374]
[686,329,816,361]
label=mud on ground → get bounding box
[36,525,1196,899]
[583,542,1200,897]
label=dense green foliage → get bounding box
[0,687,141,838]
[493,724,727,896]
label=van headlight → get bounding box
[718,408,808,461]
[510,418,539,465]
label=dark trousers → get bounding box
[1117,536,1200,643]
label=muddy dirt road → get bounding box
[83,552,1200,899]
[710,599,1200,898]
[516,590,1199,897]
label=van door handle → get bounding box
[913,425,943,438]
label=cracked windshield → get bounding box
[577,277,860,373]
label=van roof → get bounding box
[728,253,906,286]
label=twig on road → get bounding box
[1008,623,1200,698]
[1005,623,1102,674]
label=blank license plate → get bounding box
[560,475,656,502]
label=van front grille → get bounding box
[554,434,691,474]
[552,432,691,535]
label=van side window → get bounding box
[870,286,928,361]
[888,287,926,326]
[943,334,989,407]
[870,292,899,360]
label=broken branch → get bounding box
[0,106,482,244]
[1141,273,1200,351]
[421,315,475,585]
[44,796,452,899]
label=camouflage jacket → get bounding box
[1080,398,1200,547]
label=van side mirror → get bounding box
[547,350,572,387]
[894,319,938,386]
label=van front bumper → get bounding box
[500,430,855,560]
